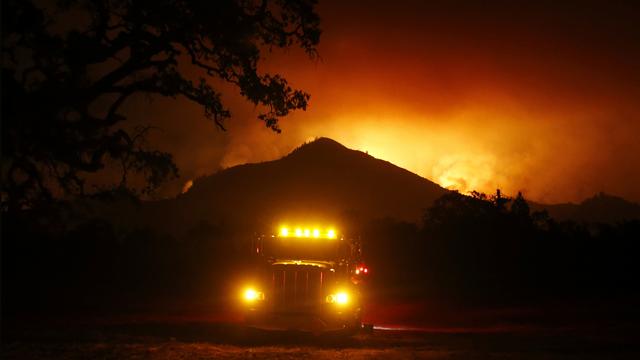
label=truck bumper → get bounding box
[244,308,361,333]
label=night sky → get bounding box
[124,0,640,203]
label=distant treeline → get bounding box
[364,191,640,305]
[2,191,640,317]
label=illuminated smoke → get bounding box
[137,1,640,203]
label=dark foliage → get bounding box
[367,190,640,305]
[1,0,320,209]
[1,206,242,315]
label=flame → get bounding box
[181,179,193,194]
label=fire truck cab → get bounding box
[240,225,368,334]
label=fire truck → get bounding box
[239,225,368,334]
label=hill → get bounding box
[141,138,448,234]
[534,192,640,223]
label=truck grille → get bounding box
[271,266,324,313]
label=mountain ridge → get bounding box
[532,192,640,223]
[129,137,639,235]
[172,137,447,229]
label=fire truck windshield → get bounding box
[263,236,347,261]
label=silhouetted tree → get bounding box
[1,0,320,210]
[510,191,531,222]
[492,188,510,211]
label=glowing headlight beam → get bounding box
[335,292,348,304]
[326,291,349,305]
[243,288,264,302]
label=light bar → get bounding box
[278,226,338,239]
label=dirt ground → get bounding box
[3,320,640,359]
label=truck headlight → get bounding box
[326,291,349,305]
[243,287,264,302]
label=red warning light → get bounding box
[354,264,369,276]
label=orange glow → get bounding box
[143,1,640,204]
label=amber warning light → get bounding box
[279,226,338,239]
